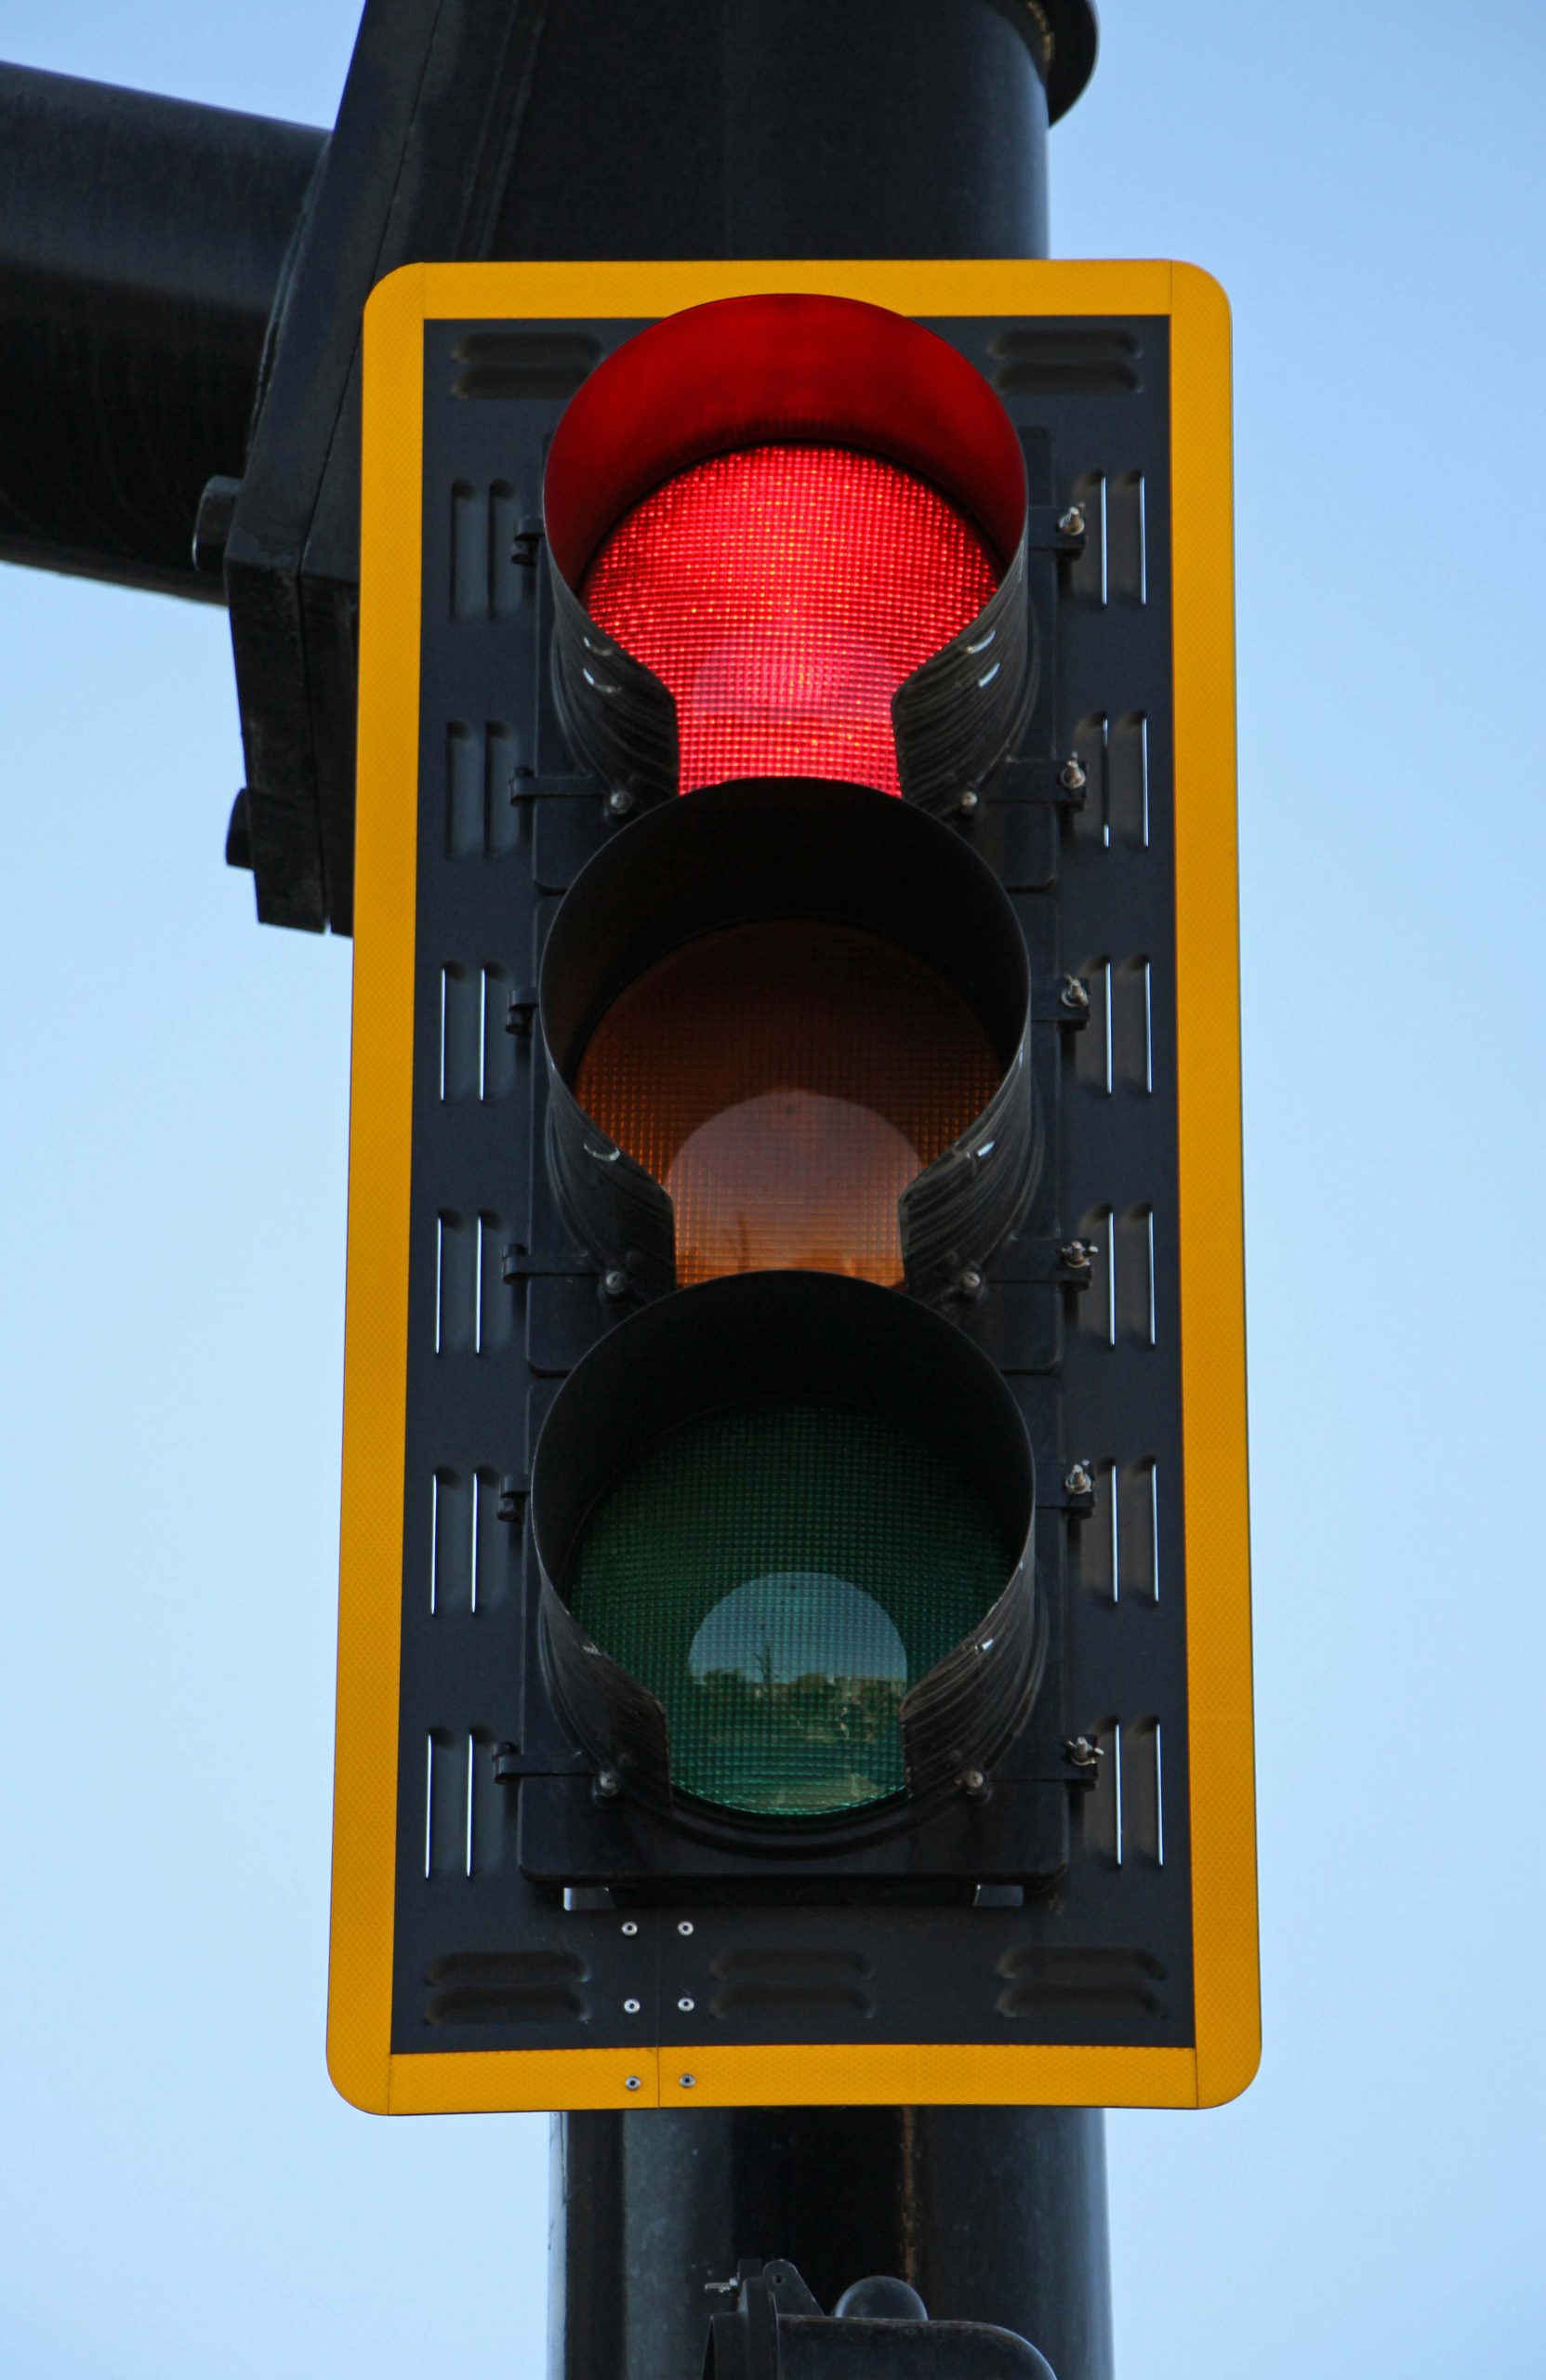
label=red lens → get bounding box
[580,443,998,797]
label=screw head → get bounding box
[959,1766,988,1799]
[1064,1461,1094,1497]
[678,1995,695,2013]
[625,2075,641,2092]
[1059,1239,1092,1272]
[623,1998,641,2015]
[680,2074,696,2089]
[1058,755,1088,793]
[595,1766,623,1799]
[602,1266,629,1300]
[1058,504,1087,536]
[678,1920,694,1937]
[606,786,636,818]
[957,787,980,815]
[621,1920,639,1937]
[1060,974,1090,1012]
[957,1263,984,1300]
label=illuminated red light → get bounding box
[581,443,999,796]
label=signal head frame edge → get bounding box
[331,258,1255,2117]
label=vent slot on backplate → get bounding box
[425,1950,588,2026]
[451,331,601,401]
[988,328,1140,396]
[996,1945,1165,2017]
[708,1947,876,2021]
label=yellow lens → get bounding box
[572,921,999,1286]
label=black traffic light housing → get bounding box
[330,259,1255,2116]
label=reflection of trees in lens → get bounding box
[688,1570,908,1686]
[691,1671,905,1813]
[687,1572,910,1810]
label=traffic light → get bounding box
[329,259,1255,2116]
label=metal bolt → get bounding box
[678,1920,694,1937]
[595,1767,623,1799]
[680,2074,696,2089]
[678,1995,695,2013]
[623,1998,641,2014]
[1060,974,1090,1012]
[1064,1461,1094,1498]
[956,1263,984,1301]
[959,1766,988,1799]
[601,1266,629,1300]
[625,2075,641,2092]
[1059,1239,1092,1272]
[956,787,980,816]
[621,1920,639,1937]
[1058,755,1088,793]
[1065,1735,1104,1768]
[1058,504,1086,537]
[606,786,635,818]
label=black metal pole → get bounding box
[487,0,1074,264]
[0,63,324,600]
[552,2108,1112,2380]
[545,8,1106,2374]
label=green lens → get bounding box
[566,1400,1013,1818]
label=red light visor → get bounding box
[544,293,1031,810]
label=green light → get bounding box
[566,1400,1012,1818]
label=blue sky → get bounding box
[2,4,1543,2375]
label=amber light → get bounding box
[572,921,999,1286]
[580,444,998,797]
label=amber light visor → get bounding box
[539,778,1037,1306]
[543,292,1033,813]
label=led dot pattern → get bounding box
[580,443,1000,795]
[573,921,1000,1285]
[566,1401,1014,1818]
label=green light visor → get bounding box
[568,1399,1010,1816]
[533,1273,1040,1829]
